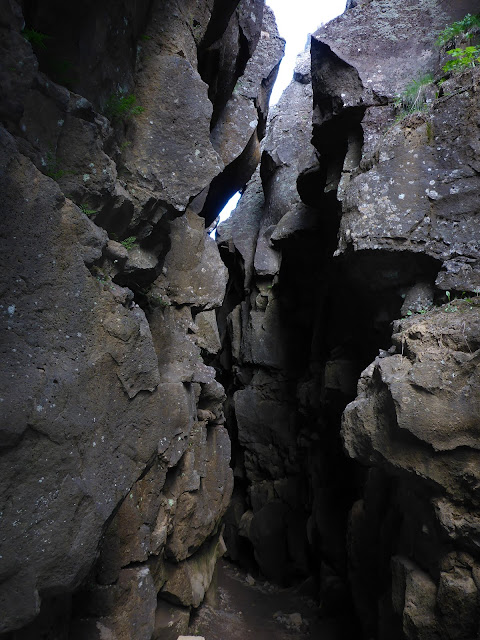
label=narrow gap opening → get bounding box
[266,0,347,105]
[201,3,369,640]
[209,192,241,238]
[210,0,347,234]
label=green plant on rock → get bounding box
[406,306,431,317]
[436,14,480,74]
[91,266,109,284]
[461,291,474,304]
[79,204,98,217]
[442,46,480,72]
[104,92,144,122]
[445,290,459,312]
[121,236,137,251]
[394,72,434,116]
[22,27,50,50]
[436,14,480,46]
[147,292,171,309]
[45,151,65,181]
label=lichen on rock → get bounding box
[0,0,282,636]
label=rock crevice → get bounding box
[0,1,282,637]
[2,0,480,638]
[215,1,480,638]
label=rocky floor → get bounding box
[188,560,353,640]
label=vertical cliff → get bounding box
[0,1,283,638]
[2,0,480,638]
[217,0,480,638]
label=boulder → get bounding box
[342,303,480,498]
[151,210,228,310]
[0,0,279,634]
[0,131,166,633]
[162,533,227,608]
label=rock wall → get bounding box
[217,0,480,638]
[3,0,480,637]
[0,1,283,637]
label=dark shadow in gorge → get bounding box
[211,14,445,634]
[213,132,443,639]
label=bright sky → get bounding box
[267,0,346,104]
[212,0,346,234]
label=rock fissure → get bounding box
[2,0,480,638]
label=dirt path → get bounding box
[188,560,352,640]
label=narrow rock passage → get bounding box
[188,560,353,639]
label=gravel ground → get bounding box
[188,559,354,640]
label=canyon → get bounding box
[1,0,480,638]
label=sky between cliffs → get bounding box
[213,0,346,232]
[266,0,346,104]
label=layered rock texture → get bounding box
[0,1,283,637]
[3,0,480,638]
[217,0,480,638]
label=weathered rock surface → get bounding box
[216,0,480,638]
[201,4,285,225]
[124,52,224,213]
[341,303,480,637]
[0,0,281,636]
[4,0,480,636]
[217,53,333,589]
[314,1,480,637]
[343,304,480,466]
[336,70,480,292]
[162,531,227,607]
[0,129,165,632]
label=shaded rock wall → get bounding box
[217,0,480,638]
[4,0,480,637]
[0,1,283,637]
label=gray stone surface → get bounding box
[342,303,480,492]
[200,3,284,225]
[400,282,434,316]
[313,0,462,102]
[0,0,277,634]
[152,210,228,310]
[392,557,438,639]
[124,54,223,213]
[152,601,190,640]
[218,1,480,636]
[165,425,233,562]
[234,5,285,130]
[342,302,480,634]
[0,129,165,632]
[194,310,222,354]
[336,70,480,294]
[216,46,327,588]
[162,533,227,608]
[230,168,265,289]
[234,377,298,481]
[257,59,317,267]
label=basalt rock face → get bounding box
[315,1,480,637]
[0,1,283,637]
[217,52,362,606]
[218,0,480,638]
